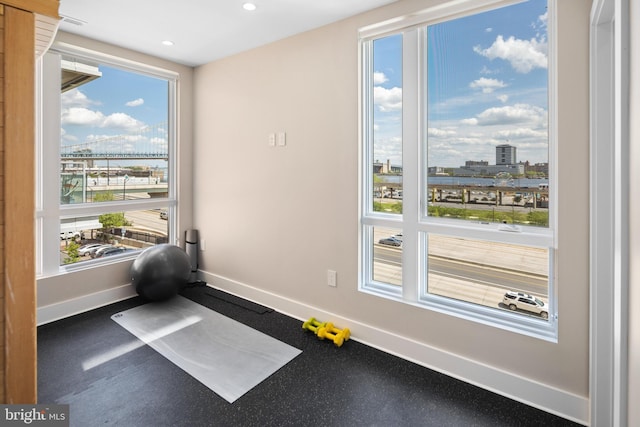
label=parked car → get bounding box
[503,291,549,319]
[78,243,104,256]
[60,231,84,240]
[378,236,402,247]
[88,245,114,258]
[95,246,130,258]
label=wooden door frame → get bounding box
[2,0,59,403]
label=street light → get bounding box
[123,174,129,200]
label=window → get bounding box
[360,0,556,339]
[37,46,177,275]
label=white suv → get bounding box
[60,231,83,240]
[502,291,549,319]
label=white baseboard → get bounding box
[37,284,137,326]
[200,270,589,426]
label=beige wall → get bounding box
[36,32,195,312]
[193,0,590,404]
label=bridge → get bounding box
[376,182,549,209]
[62,175,169,204]
[61,122,168,160]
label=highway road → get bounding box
[124,209,168,234]
[428,256,548,296]
[373,244,548,297]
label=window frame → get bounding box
[358,0,558,341]
[36,42,179,277]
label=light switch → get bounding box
[277,132,286,147]
[327,270,337,287]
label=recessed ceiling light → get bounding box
[162,40,174,46]
[243,3,257,11]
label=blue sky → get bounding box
[373,0,549,168]
[61,65,168,165]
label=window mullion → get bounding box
[401,29,420,303]
[40,52,63,276]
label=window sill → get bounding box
[359,285,558,342]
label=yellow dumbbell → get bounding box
[302,317,326,335]
[317,322,351,347]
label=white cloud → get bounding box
[61,107,145,131]
[85,134,114,142]
[474,103,546,126]
[537,11,548,28]
[61,128,78,142]
[374,86,402,112]
[469,77,507,94]
[373,72,388,85]
[497,94,509,103]
[150,137,167,146]
[493,127,547,140]
[102,113,145,130]
[373,136,402,165]
[480,65,500,75]
[460,118,478,126]
[123,135,145,142]
[485,27,493,33]
[428,104,548,166]
[474,35,547,73]
[61,89,95,108]
[428,128,457,137]
[532,10,548,34]
[126,98,144,107]
[61,107,105,126]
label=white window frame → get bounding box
[358,0,558,341]
[36,43,178,277]
[589,0,630,424]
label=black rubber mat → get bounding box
[38,286,580,427]
[204,288,274,314]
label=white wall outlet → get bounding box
[327,270,337,287]
[268,133,276,147]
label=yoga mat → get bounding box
[112,295,301,403]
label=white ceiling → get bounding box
[58,0,397,67]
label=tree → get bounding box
[63,241,81,264]
[92,191,131,239]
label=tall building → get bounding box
[496,144,516,165]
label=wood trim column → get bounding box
[3,5,36,403]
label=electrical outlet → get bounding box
[327,270,337,287]
[268,133,276,147]
[200,239,206,251]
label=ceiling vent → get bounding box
[60,14,87,26]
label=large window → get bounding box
[360,0,556,339]
[37,46,177,274]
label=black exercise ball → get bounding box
[131,244,191,301]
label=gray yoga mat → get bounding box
[112,295,301,403]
